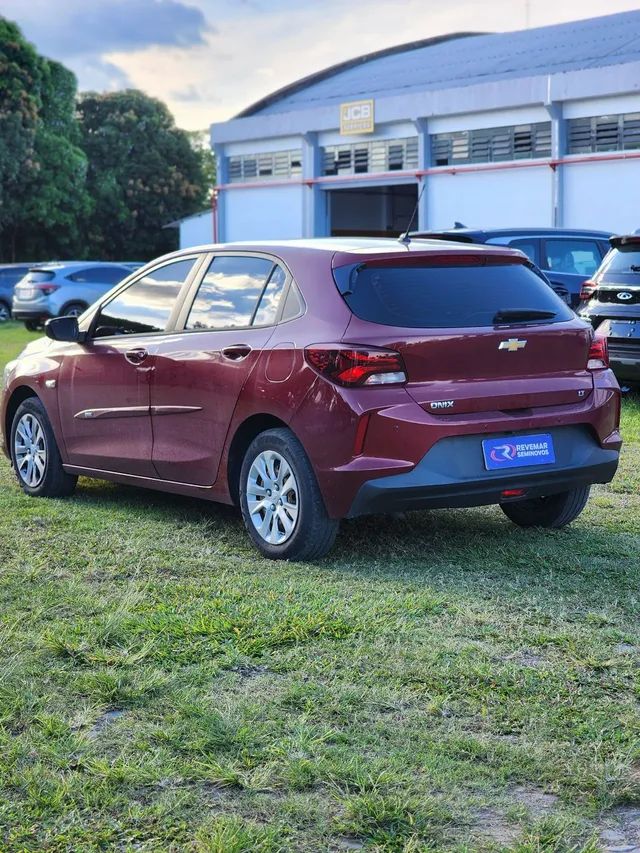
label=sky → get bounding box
[3,0,640,131]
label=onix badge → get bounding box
[498,338,527,352]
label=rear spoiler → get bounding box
[409,232,475,243]
[610,234,640,248]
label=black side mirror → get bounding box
[45,315,84,343]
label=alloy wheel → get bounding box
[0,303,9,322]
[14,413,47,488]
[246,450,299,544]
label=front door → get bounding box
[57,257,199,476]
[150,254,290,484]
[57,336,156,476]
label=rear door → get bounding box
[337,256,594,415]
[149,253,290,485]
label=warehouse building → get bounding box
[182,10,640,247]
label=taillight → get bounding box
[580,280,597,301]
[587,335,609,370]
[304,344,407,387]
[35,284,60,295]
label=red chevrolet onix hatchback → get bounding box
[1,239,621,560]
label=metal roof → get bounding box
[242,10,640,117]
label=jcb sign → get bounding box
[340,99,375,135]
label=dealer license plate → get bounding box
[482,433,555,471]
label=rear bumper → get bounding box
[610,355,640,382]
[11,310,52,322]
[347,424,619,517]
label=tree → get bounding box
[78,90,209,260]
[187,130,216,198]
[0,18,42,259]
[13,59,91,261]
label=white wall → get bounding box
[179,212,213,248]
[426,166,553,229]
[224,185,304,240]
[563,159,639,233]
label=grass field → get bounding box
[0,320,639,852]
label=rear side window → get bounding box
[543,239,601,276]
[337,262,573,328]
[603,246,640,275]
[94,258,195,335]
[253,265,288,326]
[69,266,130,285]
[185,255,275,330]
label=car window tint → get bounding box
[506,239,537,263]
[252,265,287,326]
[337,262,573,329]
[69,266,130,285]
[186,256,274,330]
[0,266,29,282]
[544,240,601,276]
[604,246,640,274]
[95,258,195,335]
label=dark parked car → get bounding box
[579,234,640,385]
[0,264,35,322]
[1,239,621,560]
[411,227,612,308]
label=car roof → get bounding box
[26,261,134,272]
[411,227,613,239]
[164,236,525,260]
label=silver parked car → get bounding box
[12,262,142,330]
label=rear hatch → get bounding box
[593,241,640,315]
[333,250,594,415]
[14,269,56,301]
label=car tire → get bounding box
[60,302,87,318]
[0,300,10,322]
[24,320,42,332]
[500,486,590,529]
[10,398,78,498]
[239,428,339,561]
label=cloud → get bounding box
[2,0,210,57]
[4,0,640,130]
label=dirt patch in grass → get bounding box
[471,806,521,846]
[597,806,640,851]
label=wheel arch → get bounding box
[4,386,39,452]
[59,300,88,317]
[226,413,291,505]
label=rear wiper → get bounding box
[493,309,558,324]
[630,265,640,272]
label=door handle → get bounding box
[222,344,252,361]
[125,348,148,366]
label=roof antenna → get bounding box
[398,182,426,245]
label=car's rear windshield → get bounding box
[605,246,640,275]
[22,270,55,283]
[335,261,573,328]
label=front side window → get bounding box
[94,258,195,336]
[185,256,282,330]
[543,240,601,277]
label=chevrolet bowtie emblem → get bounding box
[498,338,527,352]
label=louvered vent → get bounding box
[431,123,552,166]
[227,150,303,182]
[568,113,640,154]
[322,137,419,176]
